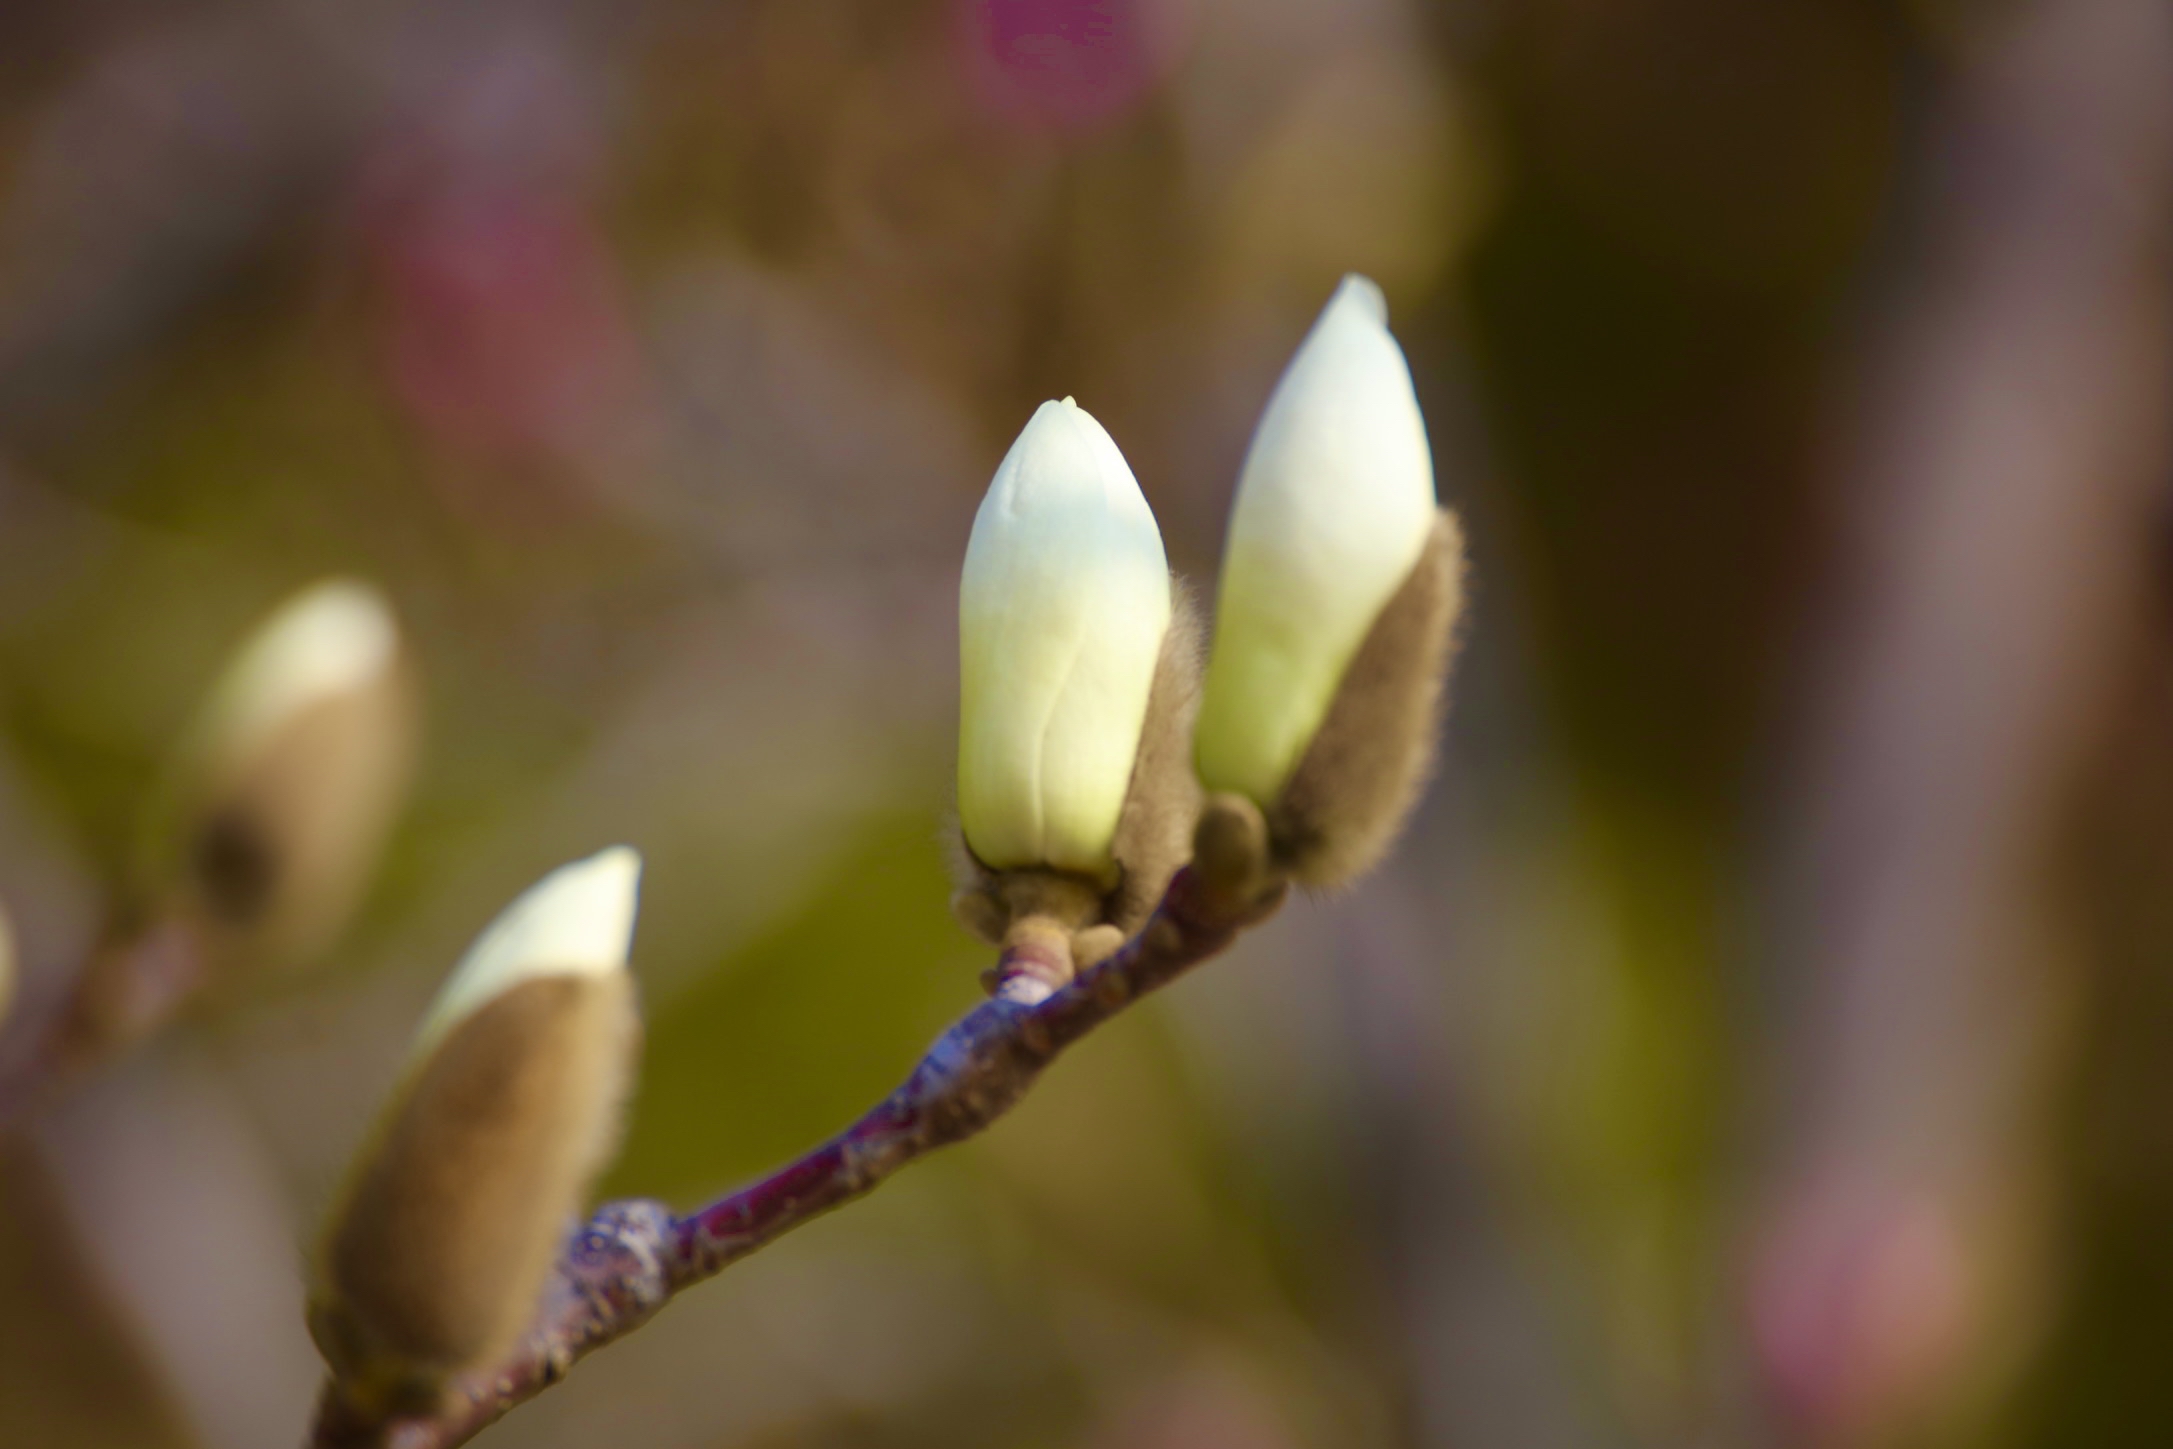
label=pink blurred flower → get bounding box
[954,0,1191,135]
[352,37,655,529]
[370,181,643,477]
[1750,1177,1973,1440]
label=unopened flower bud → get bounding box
[1196,276,1465,886]
[310,847,642,1411]
[952,400,1206,994]
[157,579,417,965]
[958,398,1173,879]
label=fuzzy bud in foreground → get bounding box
[1196,275,1464,887]
[155,579,417,966]
[959,398,1174,879]
[310,847,642,1413]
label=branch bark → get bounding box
[309,801,1289,1449]
[0,917,209,1135]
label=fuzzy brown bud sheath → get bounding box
[311,848,642,1420]
[1104,586,1207,928]
[1264,511,1464,886]
[153,579,419,968]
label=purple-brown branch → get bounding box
[0,916,210,1135]
[311,804,1289,1449]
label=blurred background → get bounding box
[0,0,2167,1446]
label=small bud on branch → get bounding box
[310,848,643,1423]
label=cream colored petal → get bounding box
[959,399,1171,873]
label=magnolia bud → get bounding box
[958,398,1172,878]
[311,847,642,1411]
[1196,276,1463,886]
[157,579,417,965]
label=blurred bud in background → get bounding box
[311,846,642,1413]
[149,578,417,972]
[1750,1173,1975,1442]
[1196,275,1460,887]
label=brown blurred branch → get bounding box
[1747,0,2173,1433]
[0,918,210,1135]
[306,801,1290,1449]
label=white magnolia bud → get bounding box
[313,847,642,1398]
[958,398,1172,876]
[165,578,416,961]
[1196,275,1438,803]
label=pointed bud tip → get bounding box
[1330,273,1389,327]
[1022,396,1109,452]
[417,846,642,1053]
